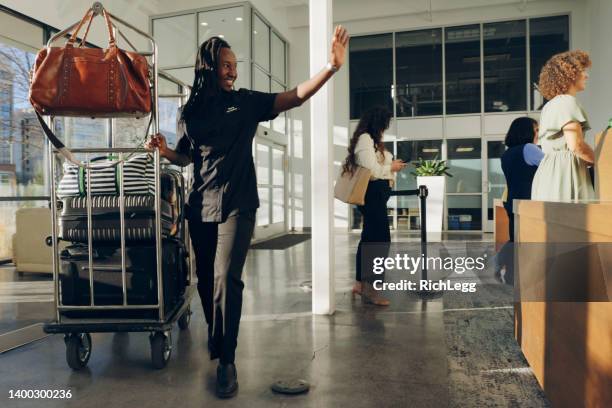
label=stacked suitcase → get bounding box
[56,156,188,318]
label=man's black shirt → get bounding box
[175,89,278,223]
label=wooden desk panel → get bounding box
[514,200,612,408]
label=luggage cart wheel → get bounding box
[150,332,172,369]
[65,333,92,370]
[178,306,191,330]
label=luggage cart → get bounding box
[41,2,195,370]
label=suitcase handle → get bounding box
[79,266,142,273]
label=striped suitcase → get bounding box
[57,154,155,198]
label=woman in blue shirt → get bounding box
[501,117,544,242]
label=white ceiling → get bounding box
[272,0,571,28]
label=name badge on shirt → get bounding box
[226,106,239,114]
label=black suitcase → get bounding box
[58,169,184,244]
[59,239,187,319]
[58,194,174,243]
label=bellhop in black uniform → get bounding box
[148,25,349,398]
[175,88,277,364]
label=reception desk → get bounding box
[514,199,612,408]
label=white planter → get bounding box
[417,176,446,242]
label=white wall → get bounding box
[583,0,612,138]
[285,0,592,229]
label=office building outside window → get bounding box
[484,20,527,112]
[529,15,570,110]
[395,29,443,117]
[445,24,482,114]
[0,41,45,197]
[349,34,394,119]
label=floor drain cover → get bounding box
[271,379,310,395]
[415,290,444,300]
[299,281,312,292]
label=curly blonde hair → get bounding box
[538,50,592,100]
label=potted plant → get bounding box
[411,157,452,242]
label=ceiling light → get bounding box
[236,17,243,21]
[201,22,208,26]
[456,147,474,152]
[422,148,439,153]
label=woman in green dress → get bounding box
[531,50,596,201]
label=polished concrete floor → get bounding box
[0,268,53,335]
[0,232,549,407]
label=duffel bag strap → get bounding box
[35,112,153,170]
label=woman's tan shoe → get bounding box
[361,283,390,306]
[351,282,363,298]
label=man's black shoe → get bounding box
[216,363,238,398]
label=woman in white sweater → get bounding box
[341,106,406,305]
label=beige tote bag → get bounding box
[334,166,371,205]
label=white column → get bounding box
[309,0,335,315]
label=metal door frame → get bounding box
[482,135,506,232]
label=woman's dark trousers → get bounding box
[355,180,391,283]
[188,209,256,364]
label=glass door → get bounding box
[483,138,506,232]
[253,138,287,240]
[446,138,482,231]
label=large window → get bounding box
[530,16,569,110]
[0,12,51,273]
[253,14,270,72]
[395,29,443,117]
[53,118,109,149]
[484,20,527,112]
[445,25,482,114]
[198,7,249,90]
[271,32,286,83]
[350,16,569,117]
[0,37,44,197]
[250,12,287,132]
[349,34,393,119]
[153,14,197,68]
[198,7,248,61]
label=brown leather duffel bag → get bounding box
[29,7,151,117]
